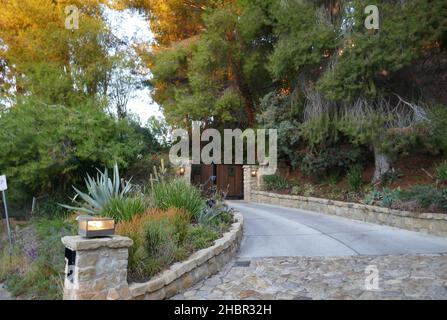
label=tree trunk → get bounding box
[372,145,391,183]
[237,78,255,127]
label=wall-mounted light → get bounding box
[77,215,115,238]
[251,169,257,177]
[178,167,185,176]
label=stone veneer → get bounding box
[62,212,244,300]
[251,190,447,237]
[61,235,133,300]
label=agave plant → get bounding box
[61,163,133,215]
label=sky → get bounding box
[105,8,164,125]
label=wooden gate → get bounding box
[191,164,243,199]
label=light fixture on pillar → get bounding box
[178,167,185,176]
[77,215,115,238]
[251,169,258,177]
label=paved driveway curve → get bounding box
[227,201,447,258]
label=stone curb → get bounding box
[252,191,447,236]
[128,212,244,300]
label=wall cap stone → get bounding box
[62,235,133,251]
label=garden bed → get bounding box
[127,212,244,300]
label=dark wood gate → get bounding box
[191,164,243,199]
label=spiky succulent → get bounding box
[61,163,133,215]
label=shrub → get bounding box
[101,196,148,222]
[116,208,191,281]
[291,185,303,195]
[263,173,291,191]
[300,147,363,178]
[197,189,233,226]
[325,172,339,186]
[380,169,404,187]
[347,166,363,192]
[399,185,447,211]
[3,216,77,299]
[0,98,143,202]
[185,225,219,250]
[151,179,204,220]
[364,188,400,208]
[435,161,447,183]
[61,163,134,215]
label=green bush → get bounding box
[263,173,291,191]
[0,98,144,201]
[152,179,204,220]
[140,211,190,278]
[365,188,400,208]
[300,147,363,178]
[428,105,447,153]
[435,161,447,183]
[185,225,219,250]
[399,185,447,211]
[380,169,404,187]
[347,166,363,192]
[101,196,148,222]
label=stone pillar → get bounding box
[61,235,133,300]
[183,160,192,184]
[243,165,253,202]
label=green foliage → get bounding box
[151,179,205,220]
[299,115,338,149]
[257,92,301,168]
[365,188,401,208]
[185,225,219,250]
[263,173,291,191]
[61,163,134,215]
[117,208,224,281]
[0,98,143,201]
[197,191,233,226]
[399,185,447,211]
[101,196,148,222]
[347,166,363,192]
[435,161,447,183]
[300,147,364,177]
[317,0,447,101]
[268,0,337,81]
[4,217,76,299]
[140,213,190,277]
[380,125,436,159]
[149,158,168,190]
[428,105,447,153]
[325,172,339,186]
[380,169,404,187]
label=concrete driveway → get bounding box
[227,201,447,258]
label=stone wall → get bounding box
[251,191,447,237]
[61,235,133,300]
[128,212,244,300]
[242,165,447,237]
[62,212,244,300]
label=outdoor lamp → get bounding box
[251,169,257,177]
[179,167,186,175]
[77,215,115,238]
